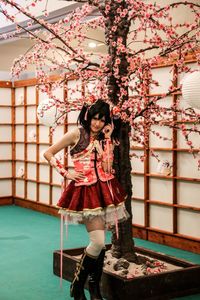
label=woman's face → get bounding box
[90,114,105,135]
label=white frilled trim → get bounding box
[58,202,129,226]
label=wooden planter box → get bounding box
[53,245,200,300]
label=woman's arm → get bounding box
[44,128,85,181]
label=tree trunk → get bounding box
[104,0,139,262]
[112,123,139,262]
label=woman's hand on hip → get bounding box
[66,170,85,182]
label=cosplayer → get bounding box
[44,99,129,300]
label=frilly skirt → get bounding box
[57,177,129,226]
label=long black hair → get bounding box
[77,99,121,142]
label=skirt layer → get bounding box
[57,178,129,225]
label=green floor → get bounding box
[0,205,200,300]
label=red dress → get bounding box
[57,127,128,225]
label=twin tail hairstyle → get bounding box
[77,99,121,142]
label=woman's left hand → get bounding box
[102,124,113,139]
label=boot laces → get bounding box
[71,252,86,290]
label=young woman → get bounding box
[44,99,128,300]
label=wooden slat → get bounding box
[132,197,144,201]
[172,64,178,235]
[14,197,59,217]
[36,87,40,203]
[132,225,200,254]
[0,197,13,205]
[13,74,79,87]
[143,70,150,240]
[11,87,16,200]
[24,87,27,200]
[0,81,12,88]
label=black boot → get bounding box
[88,249,105,300]
[70,251,96,300]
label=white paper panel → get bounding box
[149,178,173,203]
[39,164,50,182]
[27,181,37,201]
[68,110,80,123]
[27,163,36,180]
[15,88,24,105]
[0,144,12,159]
[177,181,200,208]
[177,153,200,178]
[15,107,24,123]
[15,125,24,141]
[52,125,65,143]
[52,186,62,205]
[177,124,200,149]
[150,66,173,94]
[68,124,77,133]
[39,145,49,162]
[27,125,37,142]
[0,107,11,123]
[27,106,36,123]
[67,150,73,168]
[15,143,24,160]
[150,205,173,232]
[15,179,24,198]
[132,200,144,226]
[0,88,11,105]
[52,168,63,184]
[0,180,12,196]
[132,175,144,198]
[131,150,144,173]
[39,184,50,204]
[39,125,50,143]
[0,125,11,141]
[27,144,37,161]
[27,86,36,104]
[15,162,24,177]
[149,152,172,174]
[149,125,172,148]
[156,96,172,109]
[39,90,49,102]
[178,209,200,239]
[0,162,12,177]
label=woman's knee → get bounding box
[86,230,105,257]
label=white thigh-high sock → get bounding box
[86,230,105,258]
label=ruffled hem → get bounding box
[57,202,129,226]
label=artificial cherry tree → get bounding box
[0,0,200,261]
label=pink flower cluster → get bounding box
[1,0,200,167]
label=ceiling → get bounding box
[0,0,199,72]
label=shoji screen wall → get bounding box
[13,80,66,215]
[12,78,81,216]
[0,81,13,205]
[131,59,200,253]
[0,57,199,254]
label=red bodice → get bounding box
[70,128,114,186]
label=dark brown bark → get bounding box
[104,0,139,262]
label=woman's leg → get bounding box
[70,217,105,300]
[85,217,106,300]
[85,216,105,258]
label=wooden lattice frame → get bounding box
[0,55,199,253]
